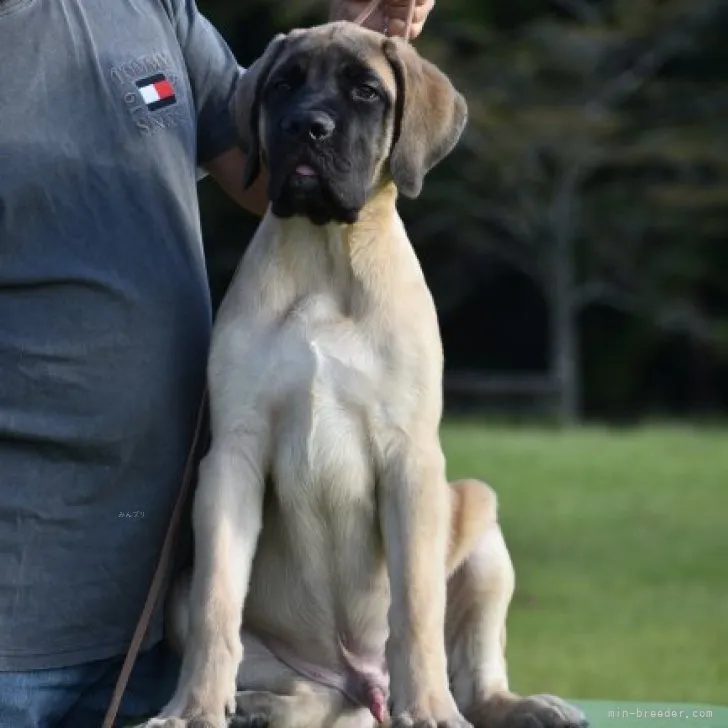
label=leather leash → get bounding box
[102,1,415,725]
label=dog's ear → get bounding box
[232,33,288,189]
[383,38,468,199]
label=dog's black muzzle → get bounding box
[267,103,364,226]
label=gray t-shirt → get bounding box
[0,0,241,669]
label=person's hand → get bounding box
[330,0,435,40]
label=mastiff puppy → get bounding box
[145,21,587,728]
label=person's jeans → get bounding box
[0,640,179,728]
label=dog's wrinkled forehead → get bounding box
[264,24,397,100]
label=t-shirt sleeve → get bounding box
[162,0,244,165]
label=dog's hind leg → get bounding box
[445,479,512,709]
[445,480,587,728]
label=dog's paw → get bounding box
[140,673,237,728]
[391,712,472,728]
[228,690,272,728]
[513,695,588,728]
[139,720,186,728]
[390,698,473,728]
[468,694,588,728]
[229,712,270,728]
[139,714,228,728]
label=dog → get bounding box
[144,21,588,728]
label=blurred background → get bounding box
[196,0,727,710]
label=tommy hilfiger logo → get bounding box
[135,73,177,111]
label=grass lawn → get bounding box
[440,421,728,707]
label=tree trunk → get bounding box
[549,162,584,425]
[551,236,579,424]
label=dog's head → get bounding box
[233,22,468,225]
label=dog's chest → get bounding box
[271,294,394,509]
[283,293,384,403]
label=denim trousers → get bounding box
[0,641,179,728]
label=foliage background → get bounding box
[196,0,728,424]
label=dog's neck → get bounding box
[271,181,400,250]
[260,181,419,315]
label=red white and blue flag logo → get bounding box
[136,73,177,111]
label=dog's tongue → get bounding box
[295,164,317,177]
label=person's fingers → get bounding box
[386,12,431,38]
[384,0,434,14]
[381,0,434,38]
[385,3,428,24]
[339,0,434,38]
[385,17,413,39]
[383,0,431,6]
[358,8,386,30]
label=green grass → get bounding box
[440,422,728,706]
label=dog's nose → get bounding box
[282,111,335,142]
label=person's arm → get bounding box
[205,148,269,217]
[161,0,265,215]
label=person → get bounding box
[0,0,434,726]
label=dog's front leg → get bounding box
[158,431,267,728]
[381,439,471,728]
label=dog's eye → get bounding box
[352,84,379,102]
[271,66,305,95]
[272,79,293,93]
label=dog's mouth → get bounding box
[288,162,322,190]
[269,151,363,226]
[293,163,318,179]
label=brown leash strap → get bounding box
[103,1,415,725]
[101,390,207,728]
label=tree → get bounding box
[405,0,728,421]
[196,0,728,420]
